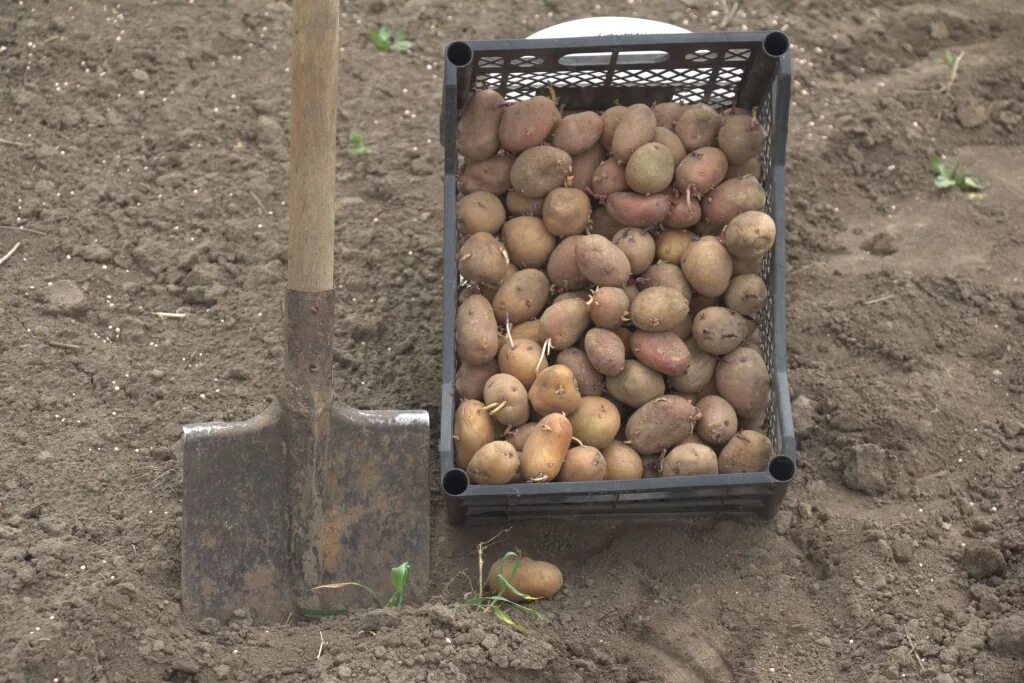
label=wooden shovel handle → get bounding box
[287,0,339,292]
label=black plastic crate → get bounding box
[439,31,797,524]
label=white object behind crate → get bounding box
[527,17,690,67]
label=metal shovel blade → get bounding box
[181,401,430,623]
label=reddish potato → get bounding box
[589,207,625,240]
[624,395,701,454]
[556,347,605,397]
[701,175,766,227]
[457,89,505,161]
[498,96,560,153]
[552,111,604,155]
[605,192,671,227]
[506,422,538,451]
[631,331,690,375]
[591,158,627,197]
[570,144,605,192]
[458,154,514,195]
[662,190,703,229]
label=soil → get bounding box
[2,0,1023,682]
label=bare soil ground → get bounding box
[2,0,1023,681]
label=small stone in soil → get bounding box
[842,443,889,495]
[791,395,819,437]
[860,231,898,256]
[961,541,1006,579]
[44,280,89,318]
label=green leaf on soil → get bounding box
[348,132,370,157]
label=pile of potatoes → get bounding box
[453,91,777,485]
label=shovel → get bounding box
[181,0,430,624]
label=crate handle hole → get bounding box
[768,456,796,482]
[763,31,790,58]
[446,41,473,67]
[558,50,669,67]
[442,468,470,495]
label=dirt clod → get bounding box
[43,279,88,318]
[987,614,1024,657]
[842,443,890,494]
[962,541,1007,579]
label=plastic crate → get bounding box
[439,31,796,524]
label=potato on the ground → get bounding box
[654,126,687,164]
[670,338,717,393]
[467,440,520,484]
[718,429,773,473]
[456,89,505,161]
[539,298,590,350]
[639,263,691,299]
[488,553,563,601]
[528,364,583,416]
[701,175,766,227]
[498,338,548,388]
[498,95,560,152]
[612,228,656,276]
[631,330,690,375]
[546,236,589,293]
[681,235,733,298]
[724,274,769,316]
[694,395,738,446]
[491,268,549,324]
[557,445,608,481]
[603,440,644,480]
[625,141,676,194]
[605,191,671,227]
[556,348,605,397]
[509,145,572,199]
[458,154,514,195]
[692,306,754,356]
[552,110,604,155]
[655,229,699,263]
[457,191,506,234]
[630,286,689,333]
[662,443,719,476]
[542,187,591,237]
[611,103,657,162]
[589,286,631,329]
[502,216,556,269]
[674,147,728,195]
[575,234,631,287]
[506,422,538,451]
[674,103,724,150]
[454,399,497,469]
[457,232,507,285]
[715,346,770,419]
[568,396,621,449]
[520,412,572,482]
[717,114,765,166]
[456,294,500,365]
[722,210,777,260]
[455,359,498,401]
[584,327,626,377]
[606,359,665,408]
[482,373,530,427]
[624,395,701,454]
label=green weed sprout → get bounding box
[348,132,370,157]
[929,156,985,192]
[369,26,412,53]
[307,561,411,618]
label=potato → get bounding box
[467,440,520,484]
[498,338,548,389]
[732,254,764,276]
[739,407,768,433]
[701,175,766,227]
[575,234,631,287]
[502,216,556,269]
[656,229,698,263]
[488,554,562,600]
[456,294,500,365]
[583,327,626,377]
[457,89,505,161]
[590,207,625,240]
[653,102,685,129]
[589,286,630,329]
[603,440,644,480]
[457,191,506,235]
[599,105,627,150]
[553,290,589,303]
[723,210,776,260]
[605,192,671,227]
[630,286,689,333]
[718,429,772,473]
[717,114,765,166]
[542,188,591,237]
[624,395,701,454]
[498,95,560,153]
[725,157,761,181]
[691,377,720,402]
[555,347,604,397]
[557,446,608,482]
[505,190,545,217]
[694,395,738,446]
[454,399,498,469]
[625,141,675,194]
[482,373,530,427]
[661,443,718,476]
[510,319,544,344]
[455,359,498,401]
[520,412,572,481]
[631,331,690,375]
[545,236,587,293]
[692,306,753,355]
[606,359,665,409]
[673,103,724,150]
[492,268,549,324]
[552,111,604,155]
[528,364,582,416]
[506,421,538,451]
[639,263,691,299]
[610,326,634,359]
[653,126,687,165]
[662,189,702,229]
[742,325,763,350]
[509,145,572,199]
[457,233,507,285]
[612,228,656,276]
[681,236,732,297]
[591,158,627,197]
[674,147,728,195]
[458,154,514,195]
[622,283,640,304]
[611,103,657,162]
[668,314,693,341]
[539,298,590,350]
[724,274,768,316]
[715,347,770,419]
[670,339,717,393]
[568,396,621,449]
